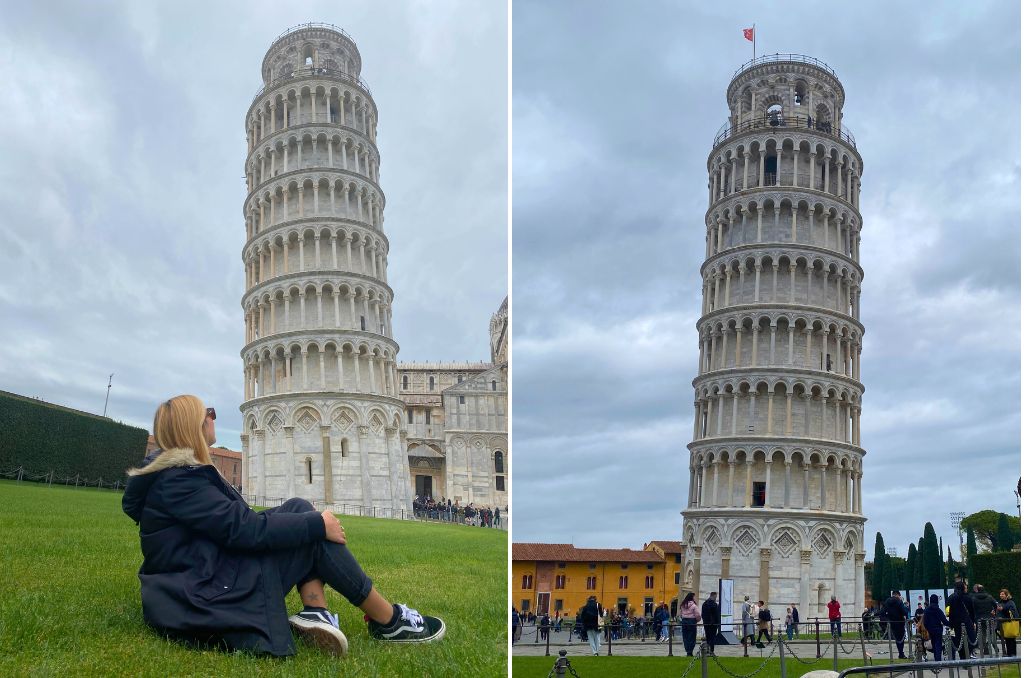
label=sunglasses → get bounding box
[206,407,217,421]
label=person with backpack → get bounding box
[755,601,773,647]
[702,591,721,655]
[581,596,602,655]
[922,594,950,661]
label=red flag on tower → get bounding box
[743,27,754,42]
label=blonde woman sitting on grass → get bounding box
[122,394,444,657]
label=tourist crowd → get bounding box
[412,495,503,528]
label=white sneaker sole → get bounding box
[288,615,349,656]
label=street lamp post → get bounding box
[102,374,114,417]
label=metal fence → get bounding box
[517,615,1020,666]
[713,114,857,148]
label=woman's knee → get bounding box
[281,497,316,513]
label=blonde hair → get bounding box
[152,394,212,465]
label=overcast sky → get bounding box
[0,1,507,452]
[511,0,1021,559]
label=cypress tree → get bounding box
[997,513,1014,552]
[966,529,977,581]
[921,540,929,589]
[946,545,955,586]
[906,544,918,589]
[872,532,886,602]
[923,522,941,588]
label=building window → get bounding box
[675,572,680,585]
[429,376,435,390]
[491,379,497,391]
[494,451,504,473]
[586,576,597,590]
[675,554,681,563]
[645,575,654,589]
[340,439,348,457]
[457,375,463,383]
[402,375,408,389]
[554,599,564,611]
[621,563,628,570]
[753,481,766,507]
[496,476,505,491]
[557,562,566,569]
[647,563,654,570]
[521,599,530,612]
[644,598,654,616]
[555,575,565,589]
[522,574,533,589]
[588,562,597,570]
[618,576,628,589]
[360,316,366,330]
[305,458,312,484]
[407,409,413,424]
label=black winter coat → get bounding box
[702,598,721,626]
[580,601,601,631]
[947,591,977,633]
[122,448,327,656]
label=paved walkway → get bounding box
[512,627,945,659]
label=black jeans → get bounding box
[757,627,772,643]
[681,618,697,655]
[705,624,719,652]
[890,622,906,657]
[265,498,373,607]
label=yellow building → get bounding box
[512,541,683,618]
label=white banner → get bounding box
[720,578,735,627]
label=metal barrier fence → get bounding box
[0,469,507,530]
[517,616,1020,666]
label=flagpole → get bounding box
[753,23,756,62]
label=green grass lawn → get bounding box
[0,480,507,677]
[512,656,1023,678]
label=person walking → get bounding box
[791,604,800,637]
[972,584,999,656]
[512,607,520,646]
[828,596,842,638]
[741,595,756,656]
[121,395,444,658]
[679,592,702,656]
[702,591,721,655]
[883,590,909,659]
[996,588,1018,657]
[785,606,795,640]
[755,601,773,647]
[948,581,978,659]
[581,596,602,656]
[922,594,950,661]
[540,611,550,641]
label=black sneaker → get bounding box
[367,603,446,643]
[288,609,348,656]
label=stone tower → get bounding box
[680,55,866,619]
[239,24,411,517]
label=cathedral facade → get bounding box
[398,298,508,510]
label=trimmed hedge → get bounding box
[969,551,1021,601]
[0,391,148,482]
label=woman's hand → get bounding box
[322,510,346,544]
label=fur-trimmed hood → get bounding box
[122,447,210,523]
[127,447,204,476]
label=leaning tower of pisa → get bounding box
[680,55,866,619]
[239,24,411,516]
